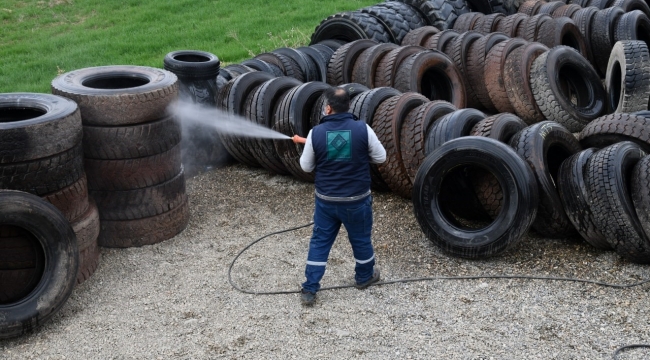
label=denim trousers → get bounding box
[302,195,375,293]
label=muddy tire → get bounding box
[503,42,549,124]
[557,148,612,249]
[413,137,538,258]
[351,43,399,88]
[466,32,510,111]
[374,46,425,88]
[485,38,528,114]
[530,47,606,133]
[453,13,483,32]
[0,93,81,164]
[606,40,650,113]
[586,142,650,263]
[373,93,429,198]
[448,31,484,108]
[402,26,441,46]
[51,66,178,126]
[41,174,90,223]
[509,121,581,238]
[394,50,467,108]
[0,190,78,339]
[327,39,377,86]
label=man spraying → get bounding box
[292,86,387,306]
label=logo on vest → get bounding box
[327,130,351,161]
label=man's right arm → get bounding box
[366,124,386,164]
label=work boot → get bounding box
[300,289,316,306]
[355,268,380,289]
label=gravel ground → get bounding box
[2,164,650,359]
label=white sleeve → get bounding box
[366,124,386,164]
[299,130,315,172]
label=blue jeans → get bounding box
[302,196,375,293]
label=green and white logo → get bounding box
[327,130,351,161]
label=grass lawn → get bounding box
[0,0,377,94]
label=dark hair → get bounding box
[324,87,350,113]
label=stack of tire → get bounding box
[0,93,99,286]
[51,66,190,248]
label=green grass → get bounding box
[0,0,377,93]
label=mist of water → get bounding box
[169,101,291,140]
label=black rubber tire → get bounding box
[453,13,484,32]
[246,77,302,175]
[374,45,425,88]
[394,50,467,108]
[296,46,330,82]
[217,71,275,167]
[631,154,650,242]
[484,38,528,114]
[71,199,100,285]
[449,31,483,108]
[315,39,347,52]
[0,190,78,339]
[240,59,285,77]
[588,0,610,8]
[536,17,588,58]
[503,42,549,124]
[470,113,527,143]
[380,1,429,31]
[309,11,392,45]
[361,5,413,44]
[162,50,220,78]
[0,143,84,196]
[41,174,90,223]
[273,82,331,182]
[473,13,506,34]
[253,52,304,82]
[495,13,529,36]
[571,7,599,65]
[425,108,487,154]
[400,100,457,182]
[585,142,650,263]
[609,0,650,19]
[614,10,650,47]
[466,32,510,111]
[350,87,402,192]
[469,0,508,14]
[552,4,582,18]
[326,39,377,86]
[557,148,612,249]
[0,93,81,164]
[530,46,606,133]
[91,169,186,221]
[82,116,181,160]
[373,93,429,198]
[591,7,625,77]
[351,43,399,87]
[413,137,538,258]
[538,1,566,14]
[509,121,582,238]
[97,197,189,248]
[424,29,461,52]
[518,0,544,15]
[51,65,178,126]
[606,40,650,113]
[399,0,471,30]
[272,48,314,82]
[85,145,182,191]
[578,113,650,152]
[401,26,441,46]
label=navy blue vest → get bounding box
[311,112,370,200]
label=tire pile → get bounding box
[52,65,190,249]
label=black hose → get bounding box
[228,222,650,357]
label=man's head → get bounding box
[323,87,350,115]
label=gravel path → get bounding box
[2,164,650,359]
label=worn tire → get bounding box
[453,13,484,32]
[327,39,378,86]
[425,108,487,154]
[41,174,90,223]
[351,43,398,88]
[401,26,441,46]
[614,10,650,45]
[503,42,549,124]
[571,7,599,65]
[557,148,612,249]
[530,47,606,132]
[0,93,81,164]
[51,66,178,126]
[413,137,538,258]
[448,31,484,108]
[253,52,304,81]
[591,7,625,76]
[374,45,425,88]
[0,190,78,339]
[509,121,581,238]
[394,50,467,107]
[71,200,100,285]
[273,82,331,182]
[606,40,650,113]
[578,113,650,152]
[485,38,528,113]
[586,142,650,263]
[310,11,392,44]
[373,93,429,198]
[466,32,510,111]
[631,154,650,241]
